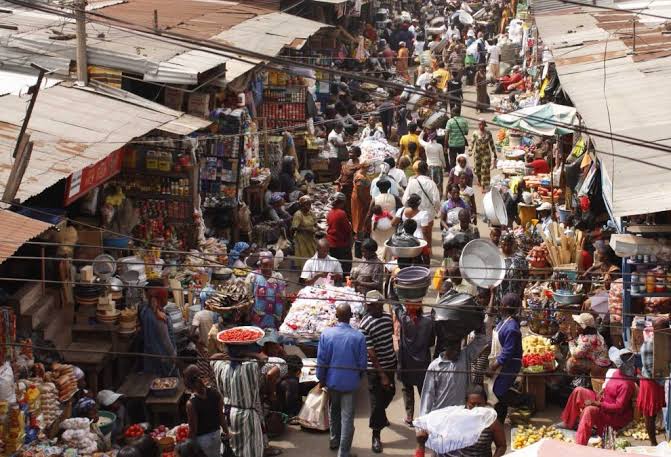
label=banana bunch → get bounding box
[522,335,557,355]
[513,425,566,449]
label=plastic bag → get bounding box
[0,362,16,403]
[297,386,329,431]
[413,406,497,454]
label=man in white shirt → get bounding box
[300,238,344,286]
[415,66,433,89]
[327,123,347,160]
[418,129,446,192]
[359,116,384,142]
[487,39,501,79]
[384,157,408,190]
[403,160,441,224]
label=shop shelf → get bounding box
[122,168,190,178]
[125,192,191,201]
[629,291,671,298]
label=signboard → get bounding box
[63,147,125,206]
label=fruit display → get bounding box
[150,424,169,440]
[522,335,556,372]
[619,418,663,441]
[513,425,568,449]
[528,245,549,269]
[170,424,189,443]
[125,424,145,440]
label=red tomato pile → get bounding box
[218,327,262,343]
[522,352,554,368]
[161,452,174,457]
[124,424,144,439]
[175,424,189,442]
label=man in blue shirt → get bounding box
[317,303,367,457]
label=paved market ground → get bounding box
[271,84,567,456]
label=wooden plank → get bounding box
[653,328,671,378]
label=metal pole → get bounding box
[75,0,88,85]
[11,65,46,159]
[153,9,159,33]
[632,19,636,54]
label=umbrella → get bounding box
[508,439,649,457]
[493,103,577,136]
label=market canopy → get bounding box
[493,103,577,136]
[508,439,648,457]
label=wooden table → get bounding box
[63,341,112,394]
[118,372,157,424]
[146,381,186,427]
[524,374,547,411]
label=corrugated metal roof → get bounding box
[0,210,51,264]
[535,5,671,217]
[0,83,208,202]
[212,12,329,81]
[0,68,62,96]
[312,0,349,4]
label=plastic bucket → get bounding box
[557,204,571,223]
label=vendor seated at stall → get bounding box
[559,347,637,445]
[300,238,344,286]
[526,153,550,175]
[566,313,610,383]
[495,65,524,94]
[360,116,385,141]
[228,241,252,269]
[279,156,304,201]
[350,238,384,294]
[97,390,126,444]
[265,193,291,230]
[277,355,304,418]
[536,202,553,238]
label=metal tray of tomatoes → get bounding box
[216,326,265,345]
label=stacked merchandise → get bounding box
[357,138,400,166]
[5,403,26,454]
[200,115,242,210]
[44,364,78,403]
[118,308,138,335]
[60,418,98,455]
[280,285,364,338]
[37,382,61,427]
[261,71,307,130]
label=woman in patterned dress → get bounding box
[470,120,496,189]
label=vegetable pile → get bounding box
[522,336,556,372]
[217,326,264,343]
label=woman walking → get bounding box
[475,66,490,112]
[369,178,400,260]
[291,196,317,267]
[470,119,496,188]
[184,365,228,457]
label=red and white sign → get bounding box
[64,147,125,206]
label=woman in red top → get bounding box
[560,348,637,445]
[326,192,353,274]
[526,154,550,174]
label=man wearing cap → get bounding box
[359,291,396,453]
[559,347,637,445]
[317,303,367,457]
[327,192,353,275]
[97,390,126,443]
[536,202,553,237]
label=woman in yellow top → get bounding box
[291,195,317,267]
[399,123,421,158]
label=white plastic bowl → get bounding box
[459,239,506,288]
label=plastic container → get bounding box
[557,204,571,223]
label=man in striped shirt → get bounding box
[360,290,397,453]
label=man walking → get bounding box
[360,291,396,453]
[445,108,469,170]
[317,303,367,457]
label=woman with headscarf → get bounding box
[291,196,317,268]
[559,347,637,445]
[246,252,286,330]
[470,119,496,189]
[368,177,401,260]
[392,193,432,243]
[396,41,410,81]
[475,65,490,112]
[336,147,362,217]
[228,242,251,268]
[351,165,372,240]
[140,280,177,377]
[447,154,474,189]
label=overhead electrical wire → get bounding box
[7,0,671,160]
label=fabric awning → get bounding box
[493,103,577,136]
